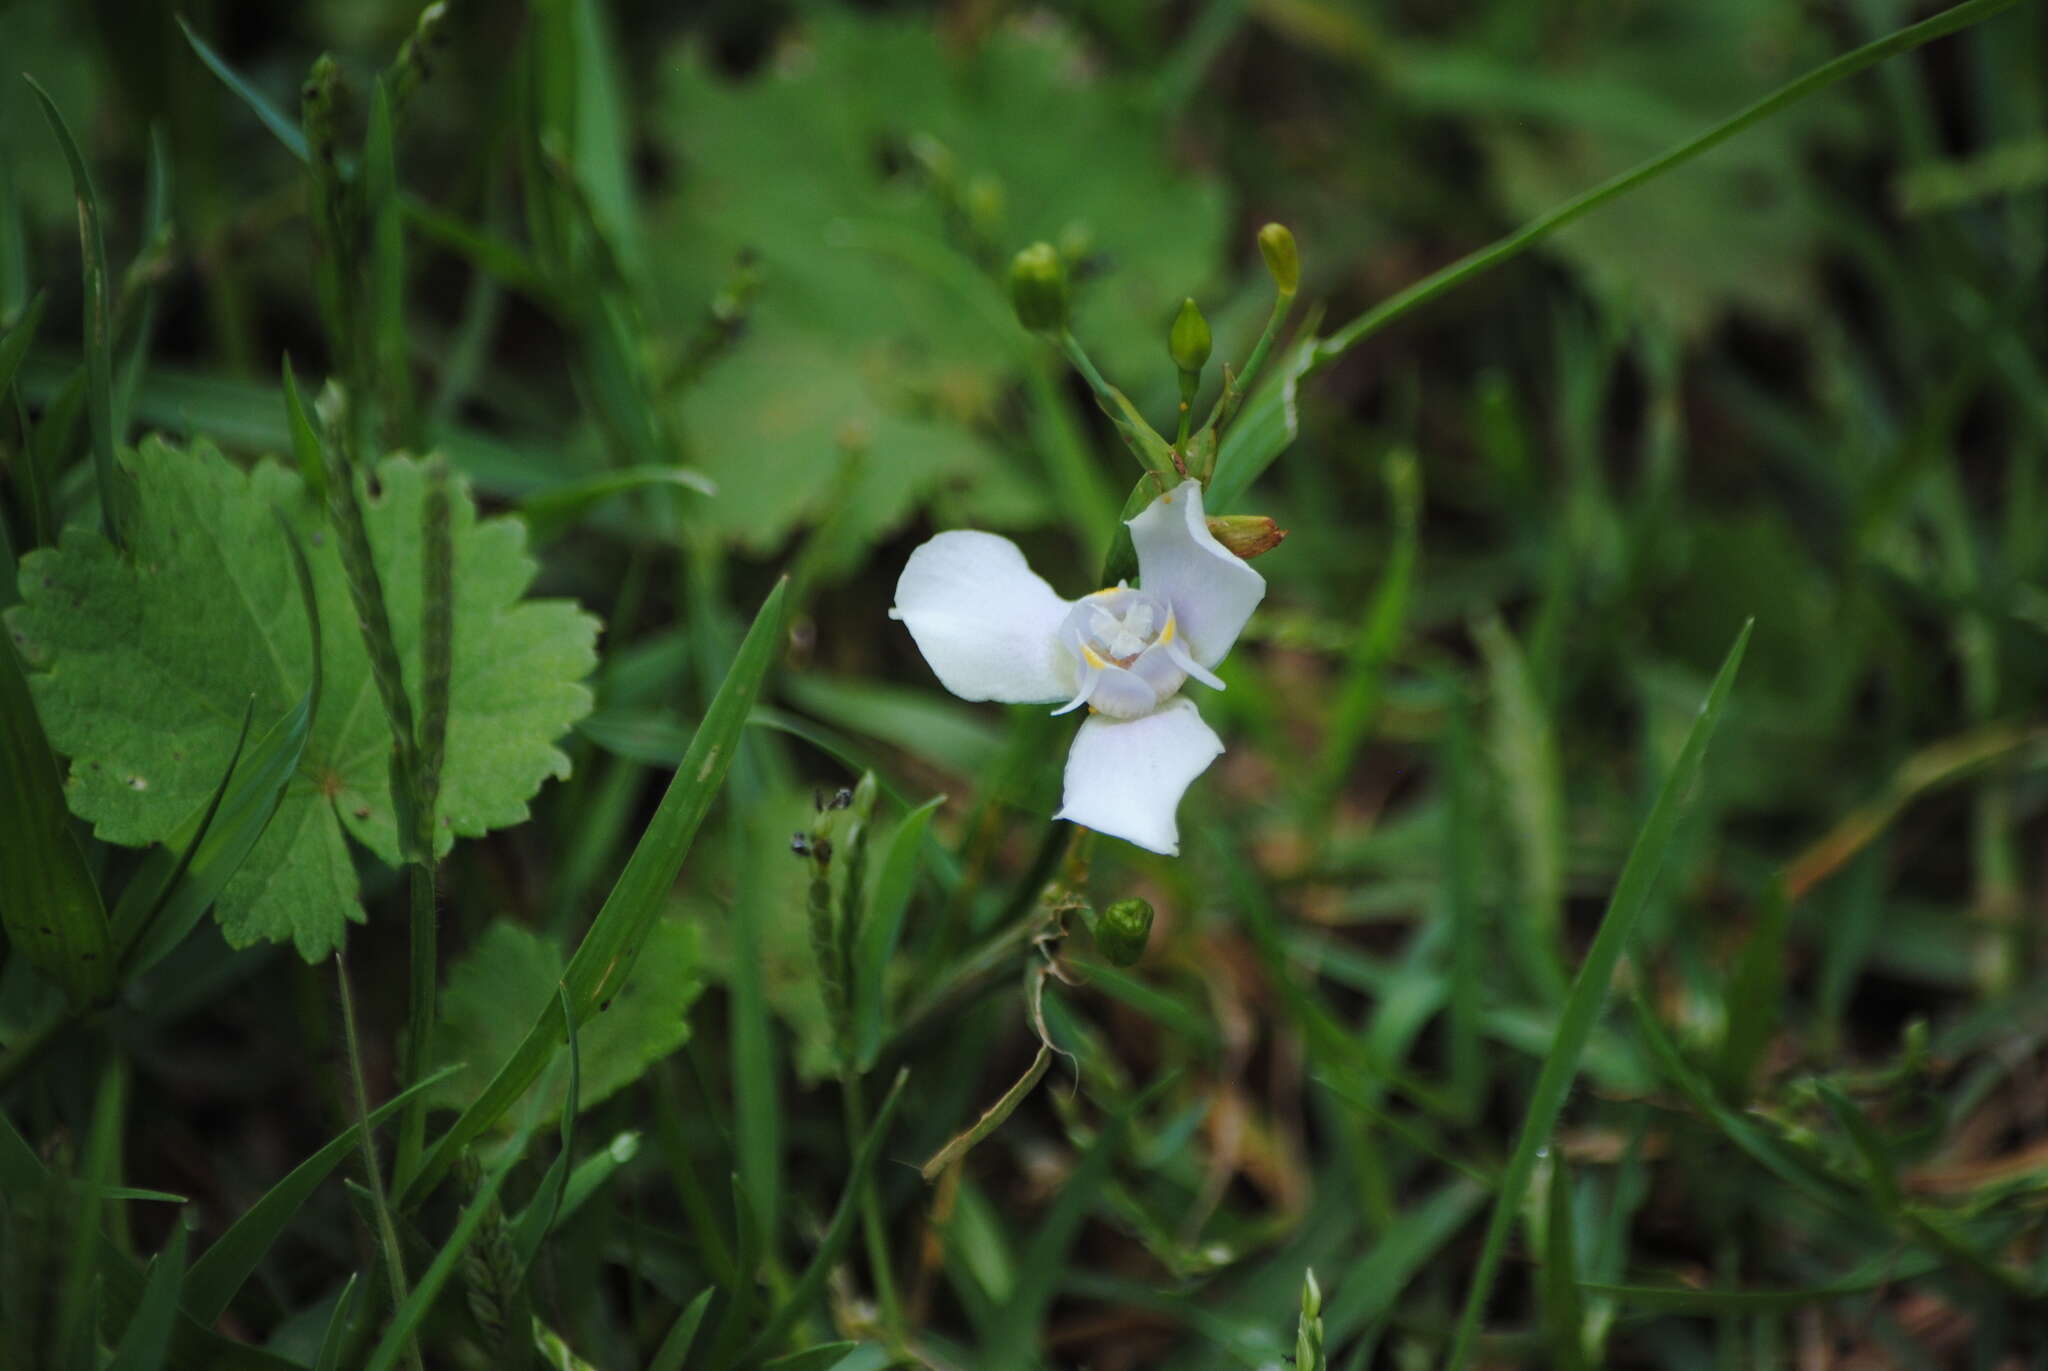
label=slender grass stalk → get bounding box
[1313,0,2026,368]
[336,953,424,1371]
[1444,623,1751,1371]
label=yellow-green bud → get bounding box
[1206,514,1288,560]
[1257,222,1299,296]
[1009,242,1068,333]
[1094,897,1154,966]
[1169,297,1212,374]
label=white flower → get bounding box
[890,479,1264,855]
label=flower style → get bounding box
[890,480,1264,855]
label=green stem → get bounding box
[1314,0,2025,368]
[395,858,435,1186]
[842,1070,904,1346]
[337,954,425,1371]
[1056,332,1177,481]
[1207,288,1294,432]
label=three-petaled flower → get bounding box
[890,479,1264,855]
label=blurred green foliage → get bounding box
[4,0,2048,1369]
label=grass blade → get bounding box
[107,1216,188,1371]
[0,630,115,1007]
[25,77,126,549]
[176,18,311,163]
[1445,620,1752,1371]
[361,1137,527,1371]
[982,1075,1172,1371]
[0,287,47,399]
[854,795,944,1070]
[649,1289,714,1371]
[180,1064,463,1324]
[404,579,788,1205]
[1539,1161,1588,1371]
[312,1274,362,1371]
[509,987,581,1273]
[727,1069,909,1370]
[763,1344,859,1371]
[518,466,717,545]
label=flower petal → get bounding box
[1128,479,1265,668]
[891,531,1074,703]
[1054,697,1223,855]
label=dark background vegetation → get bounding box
[4,0,2048,1367]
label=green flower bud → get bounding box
[1257,222,1299,296]
[1168,297,1212,374]
[1094,897,1154,966]
[1009,242,1068,333]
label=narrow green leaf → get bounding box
[26,77,126,548]
[107,1217,189,1371]
[1540,1161,1588,1371]
[521,1129,638,1238]
[1205,336,1315,513]
[180,1064,464,1324]
[1715,880,1790,1100]
[0,633,115,1006]
[853,794,944,1070]
[280,356,328,506]
[728,1070,908,1370]
[982,1075,1169,1371]
[1323,1179,1488,1339]
[405,579,788,1205]
[176,18,312,163]
[509,986,581,1273]
[111,700,253,956]
[1474,614,1567,1002]
[762,1344,858,1371]
[1446,621,1752,1371]
[361,1135,527,1371]
[0,288,47,399]
[1584,1253,1944,1314]
[58,1059,123,1370]
[518,466,717,545]
[1311,448,1420,810]
[649,1289,714,1371]
[312,1274,362,1371]
[1442,680,1484,1122]
[1815,1080,1901,1214]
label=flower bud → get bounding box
[1009,242,1068,333]
[1094,897,1154,966]
[1257,222,1299,296]
[1206,514,1288,560]
[1168,297,1211,374]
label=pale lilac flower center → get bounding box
[1053,587,1192,720]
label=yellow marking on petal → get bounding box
[1081,645,1109,669]
[1159,611,1176,645]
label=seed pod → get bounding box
[1094,897,1154,966]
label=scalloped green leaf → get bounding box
[6,437,598,960]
